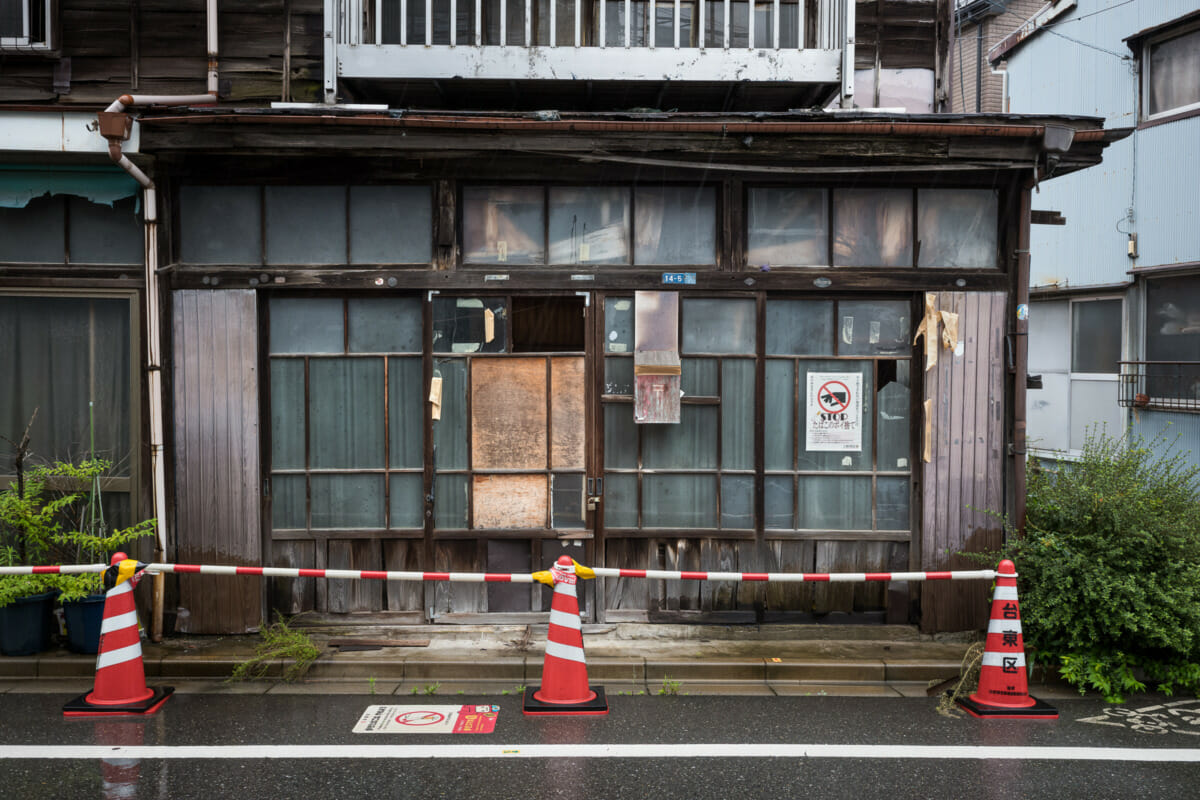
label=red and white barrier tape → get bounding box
[0,563,997,583]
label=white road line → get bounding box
[3,744,1200,762]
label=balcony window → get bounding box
[1144,22,1200,119]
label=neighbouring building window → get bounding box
[1027,297,1125,454]
[0,191,141,265]
[1144,22,1200,120]
[463,184,716,266]
[0,292,138,525]
[1143,274,1200,401]
[179,185,433,265]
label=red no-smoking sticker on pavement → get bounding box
[354,705,500,734]
[806,372,863,452]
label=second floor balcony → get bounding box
[325,0,854,109]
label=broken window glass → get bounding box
[839,300,910,356]
[433,296,507,353]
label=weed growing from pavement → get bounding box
[935,642,984,718]
[367,677,377,695]
[411,682,441,696]
[657,677,683,696]
[229,612,320,683]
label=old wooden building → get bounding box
[0,0,1126,636]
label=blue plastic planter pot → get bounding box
[63,595,108,654]
[0,591,58,656]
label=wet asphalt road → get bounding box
[2,692,1199,799]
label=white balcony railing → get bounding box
[324,0,854,103]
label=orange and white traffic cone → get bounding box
[957,559,1057,719]
[524,556,608,716]
[64,553,173,717]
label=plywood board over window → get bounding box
[471,357,547,470]
[473,474,548,528]
[551,357,586,468]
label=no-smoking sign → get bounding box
[806,372,863,452]
[817,380,852,415]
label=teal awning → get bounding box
[0,165,140,209]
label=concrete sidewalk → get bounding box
[0,622,1077,699]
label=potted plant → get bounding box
[0,458,155,655]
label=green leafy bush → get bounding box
[230,613,321,683]
[1006,429,1200,702]
[0,459,156,605]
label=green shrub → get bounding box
[1005,428,1200,702]
[230,613,321,683]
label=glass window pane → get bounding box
[549,187,631,265]
[643,474,717,528]
[655,1,693,45]
[604,403,638,469]
[1148,27,1200,116]
[349,185,432,264]
[271,475,306,529]
[764,475,793,529]
[643,405,717,469]
[721,475,754,529]
[309,358,385,468]
[68,196,142,264]
[876,366,911,471]
[270,359,305,470]
[265,186,347,265]
[604,357,633,395]
[0,296,131,473]
[917,189,998,268]
[605,296,634,353]
[839,300,911,356]
[1144,276,1200,396]
[552,472,585,528]
[634,186,716,265]
[797,475,871,530]
[1028,300,1070,373]
[433,359,468,470]
[180,186,261,265]
[766,299,834,355]
[877,476,910,530]
[349,297,422,353]
[682,298,756,354]
[748,188,828,267]
[433,474,468,528]
[389,473,424,528]
[722,359,755,470]
[603,472,638,527]
[433,297,507,353]
[311,474,384,528]
[0,195,64,263]
[270,297,344,354]
[1069,379,1125,451]
[798,360,873,470]
[682,358,717,396]
[605,0,647,46]
[388,357,424,469]
[764,360,794,471]
[462,186,544,264]
[833,188,913,267]
[1071,300,1121,373]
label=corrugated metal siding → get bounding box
[172,290,263,634]
[1132,410,1200,473]
[1135,117,1200,269]
[921,291,1007,633]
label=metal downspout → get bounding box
[1013,178,1033,537]
[98,0,219,642]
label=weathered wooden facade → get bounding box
[1,1,1126,636]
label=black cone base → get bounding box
[522,685,608,716]
[956,694,1058,719]
[63,686,174,717]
